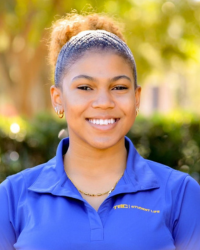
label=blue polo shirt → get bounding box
[0,137,200,250]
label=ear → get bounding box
[135,85,142,108]
[50,85,63,110]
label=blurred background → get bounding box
[0,0,200,182]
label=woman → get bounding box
[0,13,200,250]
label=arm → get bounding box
[173,176,200,250]
[0,180,16,250]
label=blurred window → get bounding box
[152,86,159,110]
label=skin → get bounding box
[50,50,141,210]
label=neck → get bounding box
[64,137,127,179]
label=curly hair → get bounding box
[48,13,125,72]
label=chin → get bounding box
[86,136,124,150]
[68,129,125,150]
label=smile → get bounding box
[88,118,118,125]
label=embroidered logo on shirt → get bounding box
[113,204,160,213]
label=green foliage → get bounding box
[0,113,66,182]
[0,112,200,183]
[127,113,200,176]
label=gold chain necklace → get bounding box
[67,173,123,197]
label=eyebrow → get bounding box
[72,74,132,83]
[112,75,132,82]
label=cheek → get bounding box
[63,92,89,119]
[117,94,136,115]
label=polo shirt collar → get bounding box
[109,137,160,197]
[28,137,160,198]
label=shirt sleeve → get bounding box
[0,179,16,250]
[173,176,200,250]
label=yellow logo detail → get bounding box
[113,204,160,213]
[113,204,129,209]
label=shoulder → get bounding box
[0,157,56,197]
[145,159,200,204]
[145,159,200,229]
[126,136,198,191]
[146,159,191,186]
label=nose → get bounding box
[92,89,115,109]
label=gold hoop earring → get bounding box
[55,107,64,119]
[58,110,64,119]
[136,107,139,116]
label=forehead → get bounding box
[63,50,134,80]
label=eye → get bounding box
[77,86,92,91]
[112,86,128,90]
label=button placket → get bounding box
[84,204,104,241]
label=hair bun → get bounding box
[48,13,125,72]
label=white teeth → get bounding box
[89,118,117,125]
[111,118,115,124]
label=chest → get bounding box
[14,192,175,250]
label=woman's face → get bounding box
[51,51,141,150]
